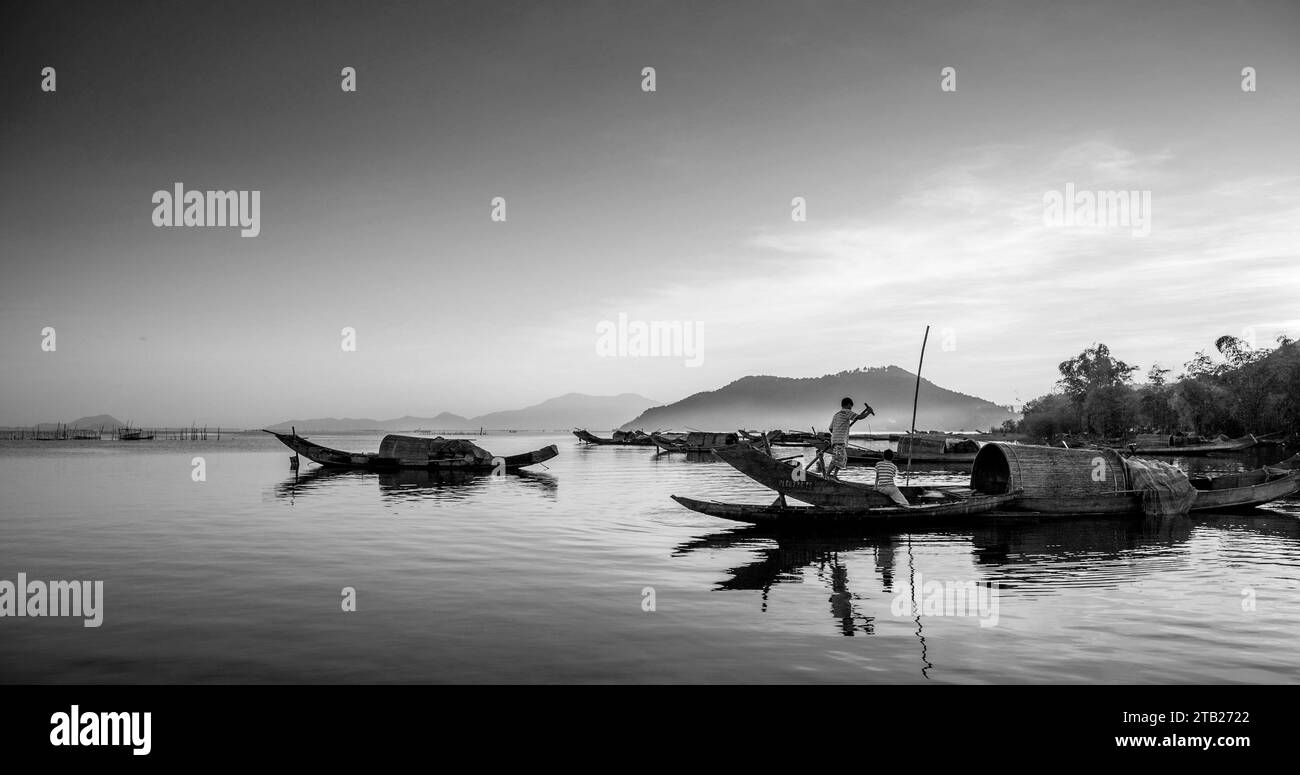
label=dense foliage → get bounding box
[1013,336,1300,441]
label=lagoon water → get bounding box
[1,433,1298,684]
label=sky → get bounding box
[2,0,1298,426]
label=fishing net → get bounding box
[1123,457,1197,516]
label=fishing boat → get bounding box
[1188,467,1300,512]
[848,434,981,464]
[669,491,1022,526]
[1114,433,1257,455]
[1267,453,1300,472]
[711,442,969,508]
[572,429,656,446]
[970,442,1195,515]
[118,429,154,441]
[264,429,557,471]
[650,431,739,454]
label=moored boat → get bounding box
[1189,468,1300,512]
[265,429,557,471]
[650,431,739,454]
[669,491,1022,526]
[1114,433,1257,455]
[1266,453,1300,472]
[573,429,656,446]
[970,442,1193,515]
[848,434,981,464]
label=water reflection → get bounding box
[271,465,558,503]
[671,513,1264,633]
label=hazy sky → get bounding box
[2,0,1298,426]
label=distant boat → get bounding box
[264,429,556,471]
[1114,434,1256,455]
[573,429,656,446]
[650,431,738,454]
[848,434,981,464]
[118,429,154,441]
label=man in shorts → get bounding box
[825,396,873,480]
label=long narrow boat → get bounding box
[1114,434,1257,455]
[1189,468,1300,512]
[572,429,656,446]
[711,442,968,508]
[265,430,557,471]
[670,491,1022,525]
[1267,453,1300,472]
[856,434,981,464]
[847,446,979,465]
[651,431,739,454]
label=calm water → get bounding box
[2,433,1298,684]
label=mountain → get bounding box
[35,414,125,430]
[267,394,656,433]
[470,393,657,431]
[621,367,1015,432]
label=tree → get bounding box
[1056,344,1139,435]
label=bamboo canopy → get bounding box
[377,435,494,466]
[971,443,1129,498]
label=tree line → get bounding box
[1007,336,1300,441]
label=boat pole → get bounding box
[905,325,931,485]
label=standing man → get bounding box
[825,396,873,480]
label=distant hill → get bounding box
[35,414,125,430]
[267,393,657,433]
[470,393,657,431]
[621,367,1015,432]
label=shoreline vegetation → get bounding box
[1006,336,1299,446]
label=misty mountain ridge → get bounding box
[268,393,657,432]
[622,367,1014,432]
[33,414,126,430]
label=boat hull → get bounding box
[1119,435,1257,455]
[265,430,557,471]
[669,492,1022,526]
[573,430,655,446]
[1190,469,1300,512]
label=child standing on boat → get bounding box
[874,449,910,506]
[825,397,873,479]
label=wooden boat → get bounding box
[848,435,981,464]
[118,429,154,441]
[669,491,1022,526]
[1267,453,1300,473]
[765,430,831,448]
[1115,433,1257,455]
[651,431,739,454]
[970,442,1194,515]
[264,429,557,471]
[572,429,655,446]
[1189,468,1300,512]
[711,442,968,508]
